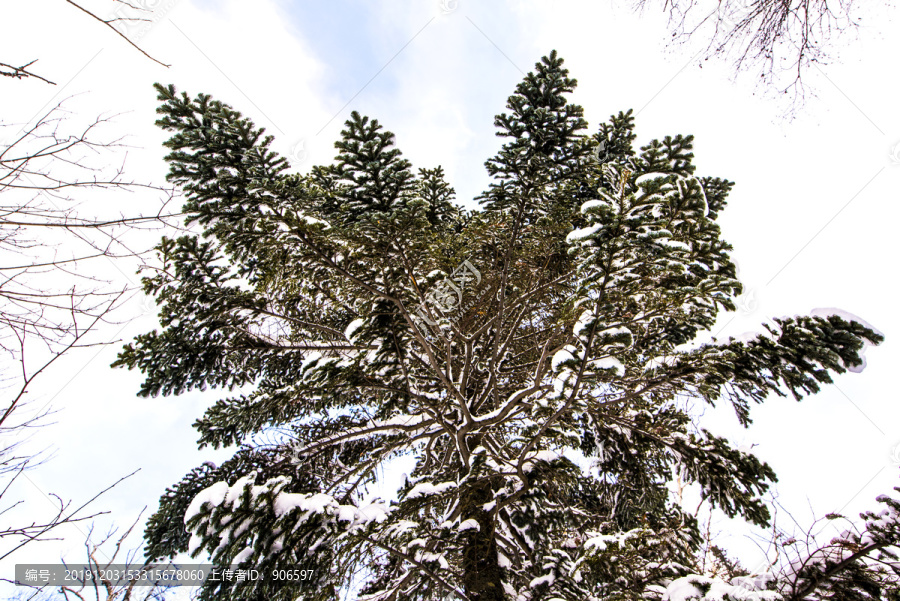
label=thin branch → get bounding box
[0,61,56,85]
[63,0,170,68]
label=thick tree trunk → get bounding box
[461,480,505,601]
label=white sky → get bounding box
[2,0,900,595]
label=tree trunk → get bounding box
[461,480,505,601]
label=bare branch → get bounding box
[0,61,56,85]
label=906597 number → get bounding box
[271,568,314,581]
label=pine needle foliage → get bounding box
[113,51,892,601]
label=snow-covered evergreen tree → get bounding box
[113,51,898,601]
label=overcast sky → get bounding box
[2,0,900,595]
